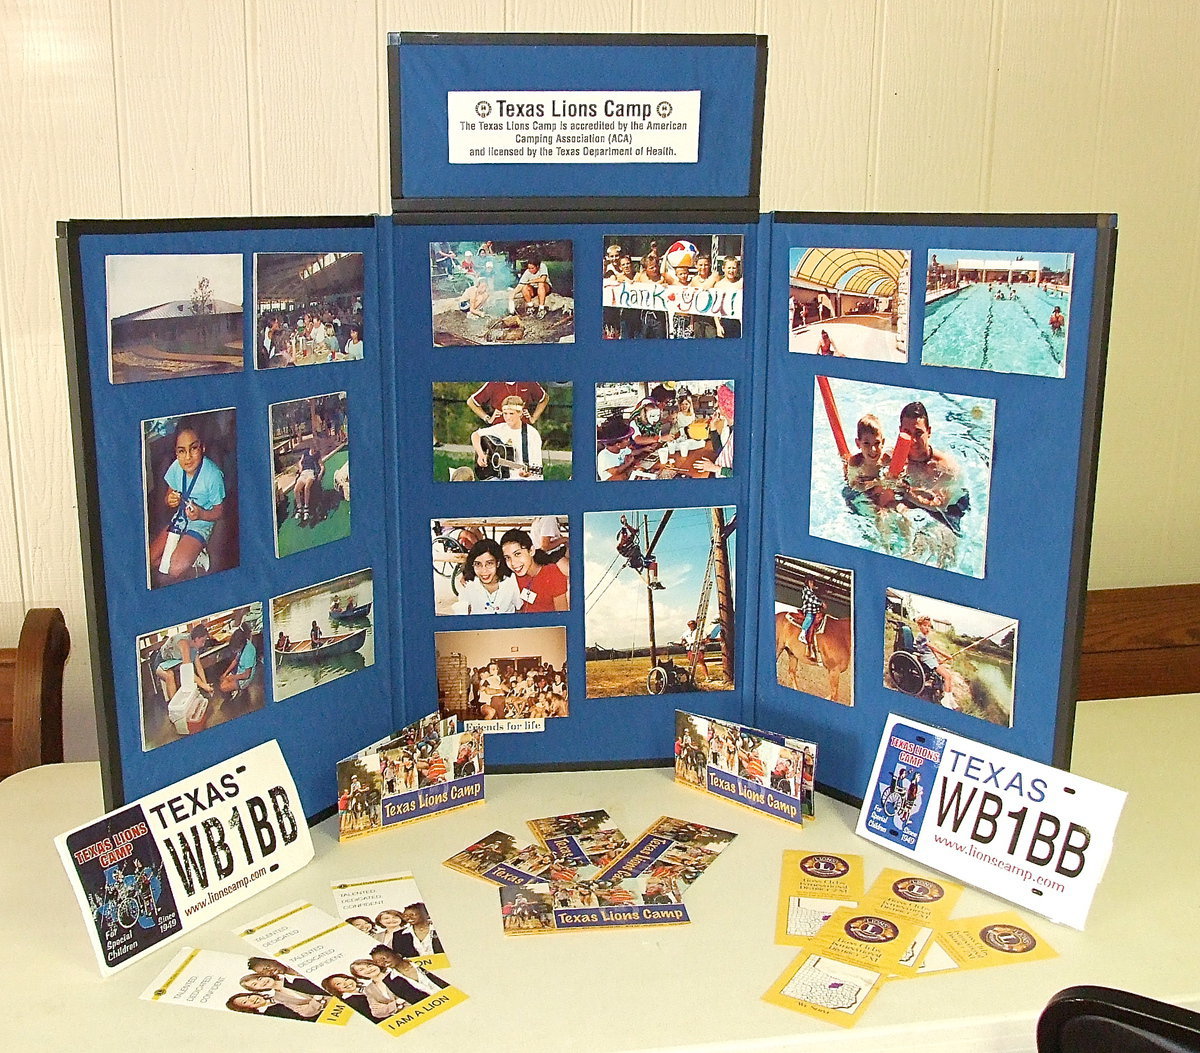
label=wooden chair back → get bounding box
[0,608,70,779]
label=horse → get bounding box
[775,611,852,704]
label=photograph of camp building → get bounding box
[107,253,244,384]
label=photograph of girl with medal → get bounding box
[143,407,239,588]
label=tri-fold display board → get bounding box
[59,34,1116,820]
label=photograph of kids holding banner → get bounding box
[809,377,995,579]
[602,235,744,340]
[142,408,239,587]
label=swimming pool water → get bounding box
[809,377,995,579]
[922,283,1069,378]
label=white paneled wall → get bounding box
[0,0,1193,761]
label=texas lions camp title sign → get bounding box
[447,91,701,164]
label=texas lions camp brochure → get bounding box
[56,740,312,975]
[856,714,1126,929]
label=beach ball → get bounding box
[665,240,699,271]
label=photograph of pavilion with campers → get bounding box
[584,506,736,699]
[922,249,1073,378]
[254,251,365,368]
[788,247,911,362]
[107,253,244,384]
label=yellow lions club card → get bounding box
[927,911,1058,971]
[774,851,865,945]
[807,906,930,977]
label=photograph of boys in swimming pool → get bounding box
[787,247,911,363]
[430,239,574,347]
[602,235,744,340]
[809,377,995,579]
[774,555,854,707]
[883,588,1017,728]
[142,407,239,589]
[922,249,1073,378]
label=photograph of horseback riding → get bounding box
[882,588,1017,727]
[584,506,736,699]
[774,555,854,707]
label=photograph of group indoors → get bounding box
[883,588,1017,728]
[922,249,1073,379]
[584,506,736,699]
[431,514,569,616]
[788,247,911,363]
[142,407,239,588]
[430,238,574,346]
[254,251,365,368]
[270,392,350,556]
[270,568,375,703]
[602,234,744,340]
[595,380,735,481]
[136,602,265,752]
[774,555,854,707]
[435,625,568,724]
[107,253,243,384]
[810,376,995,579]
[433,380,573,482]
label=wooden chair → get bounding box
[0,608,70,780]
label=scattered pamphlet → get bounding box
[774,851,865,944]
[675,709,816,825]
[141,947,353,1026]
[443,829,556,886]
[55,740,312,975]
[762,950,888,1029]
[596,815,736,892]
[337,712,483,841]
[330,872,449,970]
[499,877,690,934]
[238,900,467,1036]
[857,714,1126,928]
[527,809,630,878]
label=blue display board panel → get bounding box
[61,219,396,818]
[389,33,766,207]
[755,214,1116,803]
[391,216,767,770]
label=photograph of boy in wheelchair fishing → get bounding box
[883,588,1017,728]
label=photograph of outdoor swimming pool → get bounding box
[922,250,1073,378]
[809,376,995,579]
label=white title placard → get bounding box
[56,740,313,974]
[856,715,1126,929]
[447,90,701,164]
